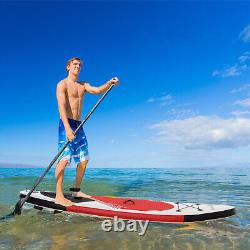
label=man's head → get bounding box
[66,57,83,76]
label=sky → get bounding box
[1,1,250,168]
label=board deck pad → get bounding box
[20,190,235,223]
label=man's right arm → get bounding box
[56,82,75,141]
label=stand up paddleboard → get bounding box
[19,190,235,223]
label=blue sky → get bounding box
[1,1,250,168]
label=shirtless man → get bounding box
[55,57,119,206]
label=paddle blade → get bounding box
[13,199,24,215]
[0,211,15,221]
[0,198,25,221]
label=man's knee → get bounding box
[57,159,69,169]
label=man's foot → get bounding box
[54,196,73,206]
[72,191,92,199]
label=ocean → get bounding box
[0,167,249,250]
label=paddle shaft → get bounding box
[17,84,115,211]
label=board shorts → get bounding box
[58,118,89,165]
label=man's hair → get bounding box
[66,57,83,72]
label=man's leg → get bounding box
[76,160,88,187]
[55,159,73,206]
[72,160,91,198]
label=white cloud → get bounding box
[230,83,250,94]
[166,108,198,119]
[234,98,250,107]
[213,51,250,78]
[230,110,250,117]
[213,24,250,77]
[239,24,250,42]
[147,94,172,106]
[147,98,155,103]
[150,115,250,150]
[160,94,172,101]
[238,52,250,63]
[212,64,248,78]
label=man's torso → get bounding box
[60,79,86,120]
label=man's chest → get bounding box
[66,84,85,98]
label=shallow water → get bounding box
[0,167,249,249]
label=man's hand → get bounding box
[109,77,119,85]
[66,128,75,141]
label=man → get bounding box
[55,57,119,206]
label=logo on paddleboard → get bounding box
[101,216,149,236]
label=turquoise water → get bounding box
[0,167,249,249]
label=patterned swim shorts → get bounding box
[58,118,89,165]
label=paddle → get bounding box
[0,83,115,220]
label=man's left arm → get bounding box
[85,77,119,94]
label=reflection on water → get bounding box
[0,167,250,249]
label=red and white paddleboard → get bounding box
[19,190,235,223]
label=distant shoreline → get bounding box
[0,163,43,168]
[0,162,249,169]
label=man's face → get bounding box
[68,60,82,75]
